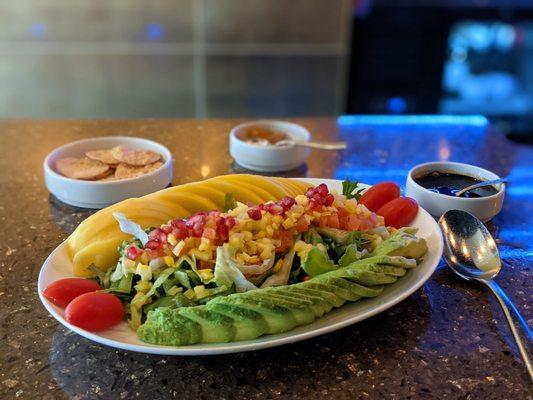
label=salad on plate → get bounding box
[43,177,427,346]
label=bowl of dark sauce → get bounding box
[406,162,505,222]
[414,171,499,198]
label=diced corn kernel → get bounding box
[266,226,274,237]
[134,280,152,293]
[345,199,357,213]
[190,249,212,261]
[198,237,211,251]
[183,288,196,300]
[140,253,149,265]
[124,258,136,273]
[172,240,185,257]
[167,233,177,246]
[197,269,214,281]
[273,259,284,272]
[273,215,283,224]
[295,195,309,206]
[164,256,174,267]
[282,218,295,229]
[167,285,183,296]
[135,263,152,281]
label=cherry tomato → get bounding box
[358,182,400,212]
[65,292,124,332]
[43,278,101,308]
[376,197,419,228]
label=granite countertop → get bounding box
[0,117,531,399]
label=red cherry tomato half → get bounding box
[377,197,419,228]
[43,278,101,308]
[65,292,124,332]
[358,182,400,212]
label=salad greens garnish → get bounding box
[222,193,237,212]
[342,178,365,200]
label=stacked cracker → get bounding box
[55,145,163,181]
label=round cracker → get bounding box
[97,171,117,181]
[115,161,164,180]
[86,149,120,165]
[56,157,111,180]
[111,145,161,166]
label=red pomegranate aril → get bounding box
[257,204,265,211]
[149,228,167,243]
[126,245,140,260]
[267,204,284,215]
[308,199,322,211]
[160,224,173,234]
[146,239,161,250]
[305,188,317,197]
[225,217,236,230]
[248,208,262,221]
[216,224,229,240]
[317,183,329,197]
[192,222,205,237]
[171,219,186,229]
[215,216,225,226]
[280,197,296,210]
[324,193,335,206]
[173,226,189,239]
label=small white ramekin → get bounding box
[229,120,311,172]
[405,161,505,222]
[43,136,173,209]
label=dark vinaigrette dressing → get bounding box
[414,171,499,198]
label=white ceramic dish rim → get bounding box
[43,136,173,185]
[407,161,505,203]
[38,178,443,355]
[230,120,311,150]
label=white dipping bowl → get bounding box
[44,136,173,209]
[406,161,505,222]
[230,120,311,172]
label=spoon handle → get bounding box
[455,178,507,197]
[485,280,533,382]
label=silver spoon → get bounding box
[439,210,532,381]
[455,178,507,197]
[275,140,347,150]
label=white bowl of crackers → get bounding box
[44,136,173,208]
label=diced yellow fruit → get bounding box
[164,256,174,267]
[198,237,211,251]
[190,249,212,261]
[140,253,149,265]
[172,240,185,257]
[282,218,295,229]
[167,285,183,296]
[167,233,177,246]
[183,288,196,300]
[124,258,136,273]
[197,269,214,281]
[136,263,152,281]
[134,280,152,293]
[273,259,284,272]
[194,285,210,299]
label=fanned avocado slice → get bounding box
[341,268,398,285]
[315,277,361,302]
[138,309,202,346]
[265,289,329,318]
[246,290,317,323]
[207,302,268,341]
[177,308,235,343]
[284,286,337,312]
[299,282,346,307]
[215,296,298,334]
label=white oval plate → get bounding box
[38,178,443,355]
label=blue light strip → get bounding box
[337,115,489,126]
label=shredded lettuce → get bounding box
[260,248,296,287]
[301,247,338,277]
[113,212,149,246]
[214,246,257,292]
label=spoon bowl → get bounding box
[439,209,532,381]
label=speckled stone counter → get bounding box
[0,118,531,400]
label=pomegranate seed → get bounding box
[215,216,225,226]
[216,224,229,241]
[146,239,160,250]
[160,224,172,234]
[149,228,167,243]
[317,183,329,197]
[266,203,284,215]
[305,187,316,197]
[247,208,262,221]
[202,227,216,240]
[308,199,322,211]
[280,196,296,210]
[324,193,335,206]
[173,226,189,239]
[257,204,265,211]
[126,245,140,260]
[225,217,236,230]
[192,222,204,237]
[171,219,186,229]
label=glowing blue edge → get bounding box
[337,115,489,126]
